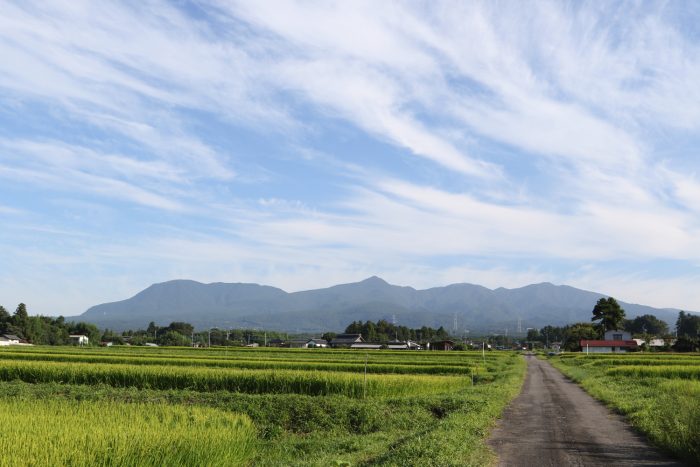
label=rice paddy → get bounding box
[550,352,700,463]
[0,345,525,466]
[0,399,256,466]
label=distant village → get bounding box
[1,303,698,352]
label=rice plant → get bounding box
[0,398,256,466]
[0,359,470,397]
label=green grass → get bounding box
[0,398,256,466]
[550,353,700,463]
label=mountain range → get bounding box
[74,276,689,333]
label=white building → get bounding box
[387,340,421,350]
[633,338,672,348]
[69,334,89,346]
[306,338,328,348]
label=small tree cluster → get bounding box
[526,322,599,351]
[344,320,449,343]
[674,311,700,352]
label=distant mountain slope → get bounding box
[76,276,688,332]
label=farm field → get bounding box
[0,346,525,466]
[550,352,700,464]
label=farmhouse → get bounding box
[2,334,20,345]
[288,339,310,348]
[387,340,421,350]
[330,334,364,348]
[430,340,455,351]
[306,338,328,348]
[68,334,89,346]
[580,329,638,353]
[350,342,382,350]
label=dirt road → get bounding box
[488,355,684,466]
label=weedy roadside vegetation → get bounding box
[550,352,700,464]
[0,346,525,466]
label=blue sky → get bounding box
[1,0,700,316]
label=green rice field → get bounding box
[0,346,525,466]
[550,352,700,464]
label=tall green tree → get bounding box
[676,311,700,337]
[591,297,625,334]
[0,305,10,323]
[11,303,29,337]
[166,322,194,336]
[146,321,158,338]
[563,322,599,351]
[624,314,669,336]
[158,330,191,346]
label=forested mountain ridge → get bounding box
[74,277,688,332]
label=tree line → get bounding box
[526,297,699,352]
[114,322,291,347]
[342,319,450,343]
[0,303,101,345]
[3,298,699,350]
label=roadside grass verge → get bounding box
[550,354,700,464]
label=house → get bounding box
[306,338,328,348]
[350,342,382,350]
[330,334,364,348]
[387,340,408,350]
[386,340,421,350]
[2,334,20,345]
[431,340,455,351]
[0,336,10,346]
[605,330,632,341]
[289,339,310,348]
[267,338,286,347]
[580,329,637,353]
[68,334,89,346]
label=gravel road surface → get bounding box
[488,354,685,466]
